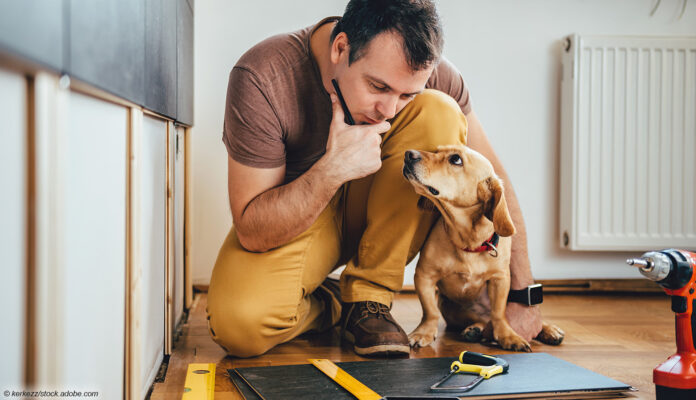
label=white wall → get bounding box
[192,0,696,285]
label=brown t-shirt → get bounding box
[223,17,472,183]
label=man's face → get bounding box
[332,31,434,125]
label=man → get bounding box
[207,0,542,358]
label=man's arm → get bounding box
[227,156,340,252]
[229,94,389,252]
[465,110,543,341]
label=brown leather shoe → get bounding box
[341,301,410,357]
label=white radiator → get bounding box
[560,34,696,251]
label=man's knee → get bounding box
[207,298,283,358]
[391,89,468,149]
[410,88,462,116]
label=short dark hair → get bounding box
[331,0,444,71]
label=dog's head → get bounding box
[402,144,515,237]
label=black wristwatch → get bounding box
[507,283,543,306]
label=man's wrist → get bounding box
[509,260,534,291]
[508,283,543,306]
[510,276,535,291]
[309,156,345,193]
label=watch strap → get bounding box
[507,283,543,306]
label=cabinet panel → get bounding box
[0,68,27,390]
[0,0,63,70]
[176,0,193,125]
[60,92,126,397]
[174,127,185,328]
[69,0,145,104]
[138,115,167,397]
[145,0,177,119]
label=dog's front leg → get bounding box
[408,269,441,348]
[487,276,531,352]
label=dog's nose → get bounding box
[404,150,422,164]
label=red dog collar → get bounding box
[462,232,500,257]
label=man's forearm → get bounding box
[236,160,343,252]
[498,178,535,290]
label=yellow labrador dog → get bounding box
[402,144,564,352]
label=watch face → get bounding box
[529,286,543,304]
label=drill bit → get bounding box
[626,258,652,269]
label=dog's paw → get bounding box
[497,333,532,352]
[535,322,565,345]
[408,328,437,348]
[460,324,484,343]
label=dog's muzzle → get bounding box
[402,150,421,179]
[404,150,422,165]
[402,150,440,196]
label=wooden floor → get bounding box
[151,291,676,399]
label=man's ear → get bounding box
[479,176,516,237]
[330,32,349,64]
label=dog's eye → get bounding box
[449,154,463,166]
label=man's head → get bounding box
[329,0,443,124]
[331,0,443,71]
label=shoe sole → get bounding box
[343,330,410,357]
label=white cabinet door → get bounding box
[60,91,127,399]
[0,68,27,391]
[138,115,167,398]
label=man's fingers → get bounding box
[330,93,345,128]
[359,121,391,135]
[372,120,391,133]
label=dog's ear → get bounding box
[479,177,516,237]
[417,196,438,213]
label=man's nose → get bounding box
[376,95,399,119]
[404,150,422,165]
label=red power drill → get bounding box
[626,249,696,399]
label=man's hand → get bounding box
[316,93,391,185]
[478,289,543,343]
[503,302,542,342]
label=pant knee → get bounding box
[410,88,462,115]
[208,300,281,358]
[389,89,468,151]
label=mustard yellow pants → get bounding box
[207,90,468,357]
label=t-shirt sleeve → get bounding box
[222,67,286,168]
[427,56,472,115]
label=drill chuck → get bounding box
[626,251,672,282]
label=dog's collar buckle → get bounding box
[462,233,499,257]
[486,241,499,258]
